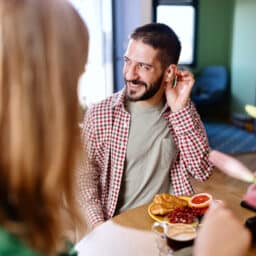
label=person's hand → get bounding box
[193,203,251,256]
[164,65,194,112]
[209,150,254,183]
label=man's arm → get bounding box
[76,108,105,228]
[170,101,213,181]
[165,68,213,181]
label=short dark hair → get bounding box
[130,23,181,69]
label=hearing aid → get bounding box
[172,75,177,88]
[166,67,177,88]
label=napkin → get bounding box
[75,220,160,256]
[75,220,194,256]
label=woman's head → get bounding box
[0,0,88,253]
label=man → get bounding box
[77,23,213,228]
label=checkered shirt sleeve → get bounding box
[76,106,105,226]
[168,101,213,195]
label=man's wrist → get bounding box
[172,99,190,112]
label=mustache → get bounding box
[125,79,147,87]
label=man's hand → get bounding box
[164,65,194,112]
[193,203,251,256]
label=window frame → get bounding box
[152,0,198,67]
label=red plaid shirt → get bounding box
[77,89,213,226]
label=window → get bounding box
[68,0,113,107]
[153,0,198,66]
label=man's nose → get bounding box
[124,64,139,80]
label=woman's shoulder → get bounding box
[0,228,77,256]
[0,227,41,256]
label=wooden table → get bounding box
[113,152,256,256]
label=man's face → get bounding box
[123,39,165,102]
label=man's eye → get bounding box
[139,63,150,70]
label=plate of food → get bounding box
[148,193,212,225]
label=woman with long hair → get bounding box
[0,0,88,254]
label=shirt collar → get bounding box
[112,87,126,109]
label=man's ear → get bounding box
[164,64,177,82]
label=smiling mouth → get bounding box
[128,82,140,89]
[126,80,147,89]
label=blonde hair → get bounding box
[0,0,88,254]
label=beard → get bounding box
[124,72,164,102]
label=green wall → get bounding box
[231,0,256,113]
[195,0,256,114]
[195,0,235,73]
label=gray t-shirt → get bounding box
[116,101,177,213]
